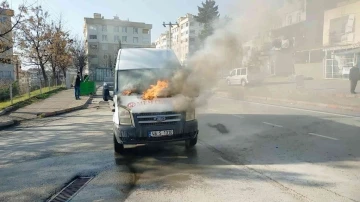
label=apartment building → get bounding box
[267,0,344,78]
[322,0,360,79]
[171,13,204,65]
[0,8,14,82]
[84,13,152,81]
[155,31,170,49]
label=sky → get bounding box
[8,0,242,42]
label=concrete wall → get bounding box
[294,62,323,79]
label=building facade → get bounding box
[0,8,14,82]
[323,0,360,79]
[154,31,170,49]
[267,0,343,78]
[83,13,152,81]
[171,13,204,65]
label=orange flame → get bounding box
[122,90,132,96]
[142,80,169,100]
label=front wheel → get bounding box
[185,136,198,149]
[113,135,124,154]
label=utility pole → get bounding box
[163,22,179,49]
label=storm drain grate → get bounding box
[47,176,93,202]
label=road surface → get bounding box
[0,94,359,202]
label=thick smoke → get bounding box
[118,0,278,112]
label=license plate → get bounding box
[148,130,174,137]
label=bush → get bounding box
[0,81,20,102]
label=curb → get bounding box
[0,119,16,130]
[38,96,92,118]
[215,92,360,113]
[0,106,15,116]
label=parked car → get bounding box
[103,77,114,101]
[226,67,266,87]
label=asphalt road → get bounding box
[0,94,360,202]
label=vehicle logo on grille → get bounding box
[154,116,166,122]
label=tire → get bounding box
[103,89,109,101]
[113,135,124,154]
[241,80,247,87]
[185,136,198,149]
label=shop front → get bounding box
[324,45,360,79]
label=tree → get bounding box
[0,1,27,54]
[48,17,73,81]
[70,38,87,79]
[18,6,52,84]
[194,0,220,42]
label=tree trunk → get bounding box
[62,68,66,78]
[39,63,48,84]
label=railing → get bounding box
[0,79,64,110]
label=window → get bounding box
[122,27,127,33]
[186,31,188,34]
[102,25,107,31]
[114,35,120,41]
[114,26,120,32]
[90,44,98,49]
[122,36,127,42]
[89,25,97,30]
[142,29,149,34]
[133,28,138,34]
[190,30,195,34]
[241,68,247,75]
[297,13,301,22]
[104,54,108,59]
[186,22,189,27]
[101,44,108,50]
[287,16,292,25]
[189,37,195,42]
[102,35,107,41]
[89,35,97,39]
[133,37,139,43]
[143,38,149,43]
[190,22,194,26]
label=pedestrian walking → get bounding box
[75,72,81,99]
[349,65,360,94]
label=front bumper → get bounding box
[113,120,198,145]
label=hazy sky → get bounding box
[9,0,242,42]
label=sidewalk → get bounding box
[0,89,91,129]
[216,77,360,112]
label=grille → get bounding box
[136,112,182,125]
[47,176,93,202]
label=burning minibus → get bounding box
[112,48,199,154]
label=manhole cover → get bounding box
[47,176,93,202]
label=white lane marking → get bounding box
[213,96,360,119]
[308,133,338,141]
[262,122,283,128]
[208,109,244,118]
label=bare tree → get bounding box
[71,37,87,79]
[48,17,73,81]
[17,6,52,84]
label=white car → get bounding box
[226,67,265,87]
